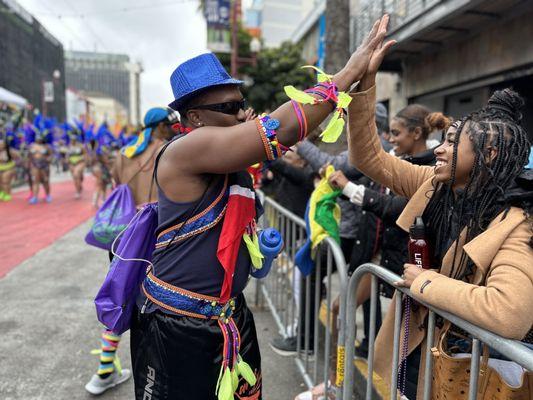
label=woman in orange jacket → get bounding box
[347,18,532,399]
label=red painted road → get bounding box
[0,175,97,278]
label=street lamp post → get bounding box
[230,0,240,77]
[229,0,261,78]
[235,37,261,70]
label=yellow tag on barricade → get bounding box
[336,345,345,387]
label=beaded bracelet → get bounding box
[255,115,287,161]
[290,100,308,141]
[304,87,337,110]
[284,66,352,143]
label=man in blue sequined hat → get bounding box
[128,22,388,398]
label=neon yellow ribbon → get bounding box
[284,65,352,143]
[243,232,264,269]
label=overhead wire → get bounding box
[36,0,92,49]
[31,0,197,19]
[59,0,109,52]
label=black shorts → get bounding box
[130,294,262,400]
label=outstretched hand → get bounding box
[359,15,396,91]
[342,14,395,86]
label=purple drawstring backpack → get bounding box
[95,202,158,334]
[94,140,211,334]
[85,184,137,250]
[85,150,159,251]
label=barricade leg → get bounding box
[313,253,321,383]
[365,275,378,400]
[423,311,436,400]
[468,338,481,400]
[390,290,402,400]
[342,267,365,399]
[324,248,333,393]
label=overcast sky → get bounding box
[16,0,212,116]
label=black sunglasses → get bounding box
[190,99,247,115]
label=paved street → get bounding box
[0,177,304,399]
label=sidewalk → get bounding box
[0,220,304,399]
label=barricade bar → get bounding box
[255,192,348,394]
[343,263,533,400]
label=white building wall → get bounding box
[126,61,143,126]
[260,0,316,47]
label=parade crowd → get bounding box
[0,111,144,207]
[2,14,532,400]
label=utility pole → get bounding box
[230,0,240,77]
[323,0,351,153]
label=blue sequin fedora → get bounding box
[168,53,243,110]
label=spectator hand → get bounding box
[318,163,330,178]
[359,15,396,91]
[244,107,257,122]
[342,15,392,85]
[328,170,349,189]
[394,264,427,288]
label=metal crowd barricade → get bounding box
[342,263,533,400]
[255,192,348,395]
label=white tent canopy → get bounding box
[0,86,28,108]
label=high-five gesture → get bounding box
[332,15,394,91]
[359,15,396,91]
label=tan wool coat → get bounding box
[347,85,533,399]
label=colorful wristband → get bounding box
[256,115,286,161]
[290,100,308,141]
[284,66,352,143]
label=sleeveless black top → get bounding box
[137,173,255,314]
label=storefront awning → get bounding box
[0,86,28,108]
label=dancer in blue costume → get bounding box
[27,116,54,204]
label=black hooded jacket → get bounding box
[360,147,436,292]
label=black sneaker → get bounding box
[269,336,297,356]
[270,336,315,357]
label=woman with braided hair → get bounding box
[347,22,532,399]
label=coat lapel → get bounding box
[462,207,526,279]
[396,179,435,232]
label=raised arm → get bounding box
[297,140,363,180]
[347,86,434,199]
[165,17,391,176]
[268,159,314,185]
[347,22,434,199]
[329,170,408,224]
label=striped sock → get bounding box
[97,330,121,378]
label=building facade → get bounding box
[352,0,533,141]
[65,51,142,125]
[245,0,318,48]
[83,92,128,128]
[0,0,66,119]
